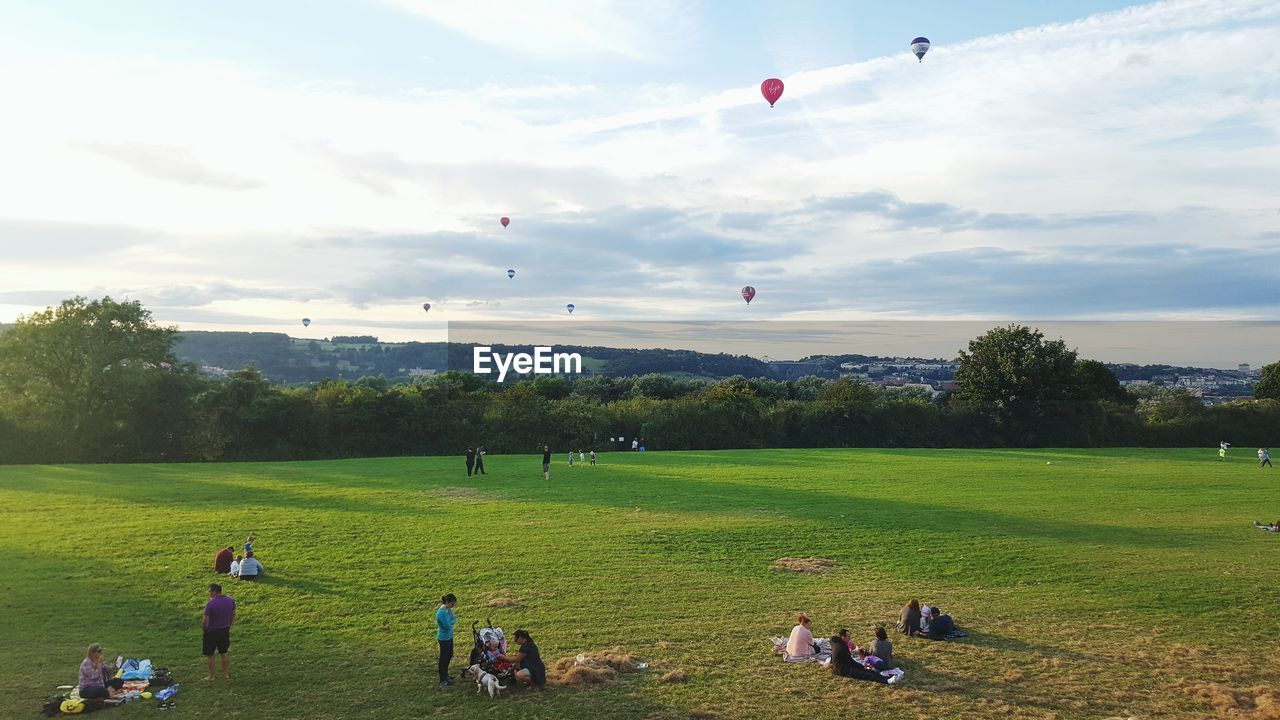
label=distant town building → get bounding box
[1239,363,1251,373]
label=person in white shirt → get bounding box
[238,551,263,581]
[228,555,243,577]
[631,438,638,451]
[1260,448,1272,468]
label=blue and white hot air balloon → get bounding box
[507,268,516,279]
[910,37,930,62]
[302,318,311,327]
[566,303,575,315]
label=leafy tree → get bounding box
[0,296,175,460]
[953,325,1078,437]
[1072,359,1135,406]
[1255,361,1280,401]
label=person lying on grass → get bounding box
[1255,520,1280,532]
[786,615,818,657]
[498,629,546,688]
[829,635,898,685]
[78,643,124,699]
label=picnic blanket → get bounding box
[769,636,832,664]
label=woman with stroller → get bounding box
[500,629,546,688]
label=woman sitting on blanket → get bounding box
[78,643,124,699]
[829,635,898,684]
[786,615,818,657]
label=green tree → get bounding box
[0,296,176,460]
[953,325,1078,436]
[1255,361,1280,401]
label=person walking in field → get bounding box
[465,447,476,476]
[1220,440,1230,460]
[474,446,487,475]
[1260,448,1272,468]
[589,450,596,466]
[542,446,552,480]
[568,450,575,467]
[436,593,457,688]
[202,583,235,683]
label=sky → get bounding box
[0,0,1277,365]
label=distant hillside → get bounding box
[172,331,773,384]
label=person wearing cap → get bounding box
[918,605,933,636]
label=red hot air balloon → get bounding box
[760,78,784,107]
[500,216,510,228]
[741,286,756,304]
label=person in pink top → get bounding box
[785,614,817,657]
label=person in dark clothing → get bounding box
[474,446,487,475]
[502,629,546,688]
[829,635,893,684]
[214,546,234,574]
[542,446,552,480]
[465,447,476,476]
[897,599,922,636]
[925,607,955,640]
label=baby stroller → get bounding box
[464,619,518,682]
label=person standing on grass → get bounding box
[214,545,234,574]
[568,450,575,467]
[436,593,457,687]
[465,447,476,477]
[542,445,552,480]
[1260,448,1272,468]
[474,446,487,475]
[589,449,596,466]
[1220,440,1230,460]
[202,583,235,683]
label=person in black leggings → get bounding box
[436,594,457,687]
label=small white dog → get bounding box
[468,664,506,699]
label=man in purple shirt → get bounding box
[202,583,236,683]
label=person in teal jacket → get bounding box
[436,594,457,687]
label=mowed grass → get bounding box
[2,449,1279,720]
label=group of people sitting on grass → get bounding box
[783,616,905,685]
[213,535,263,580]
[896,599,962,640]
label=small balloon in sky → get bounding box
[741,286,756,305]
[566,303,575,315]
[500,216,510,228]
[910,37,930,62]
[507,268,516,279]
[302,318,311,327]
[422,303,431,313]
[760,78,784,107]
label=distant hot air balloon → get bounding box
[741,286,756,304]
[760,78,784,107]
[422,303,431,313]
[302,318,311,327]
[500,216,510,228]
[566,303,575,315]
[910,37,930,62]
[507,268,516,279]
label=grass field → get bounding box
[3,449,1279,720]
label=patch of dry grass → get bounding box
[769,557,835,573]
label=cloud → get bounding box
[383,0,697,60]
[83,143,262,191]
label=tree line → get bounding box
[1,297,1277,464]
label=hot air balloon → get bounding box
[910,37,930,62]
[302,318,311,327]
[422,303,431,313]
[566,303,575,315]
[741,286,756,304]
[507,268,516,279]
[760,78,784,107]
[500,216,510,228]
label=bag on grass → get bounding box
[119,658,153,680]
